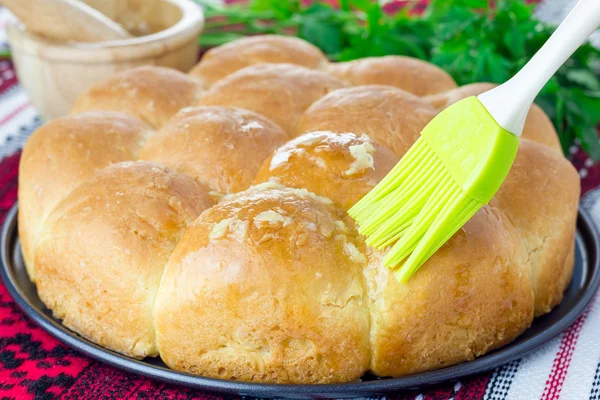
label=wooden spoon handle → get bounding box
[3,0,132,42]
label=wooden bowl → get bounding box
[6,0,204,121]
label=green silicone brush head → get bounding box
[349,96,519,282]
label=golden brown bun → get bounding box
[34,162,213,358]
[254,131,398,210]
[196,63,346,136]
[522,104,562,152]
[424,83,562,152]
[189,35,329,86]
[327,56,457,96]
[18,112,153,281]
[298,85,437,157]
[71,66,205,128]
[139,106,288,194]
[154,187,370,383]
[366,205,534,376]
[490,139,580,316]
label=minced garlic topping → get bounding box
[209,218,247,242]
[344,242,367,264]
[249,181,286,192]
[209,218,231,240]
[254,210,292,228]
[345,141,376,176]
[289,187,334,206]
[334,220,350,233]
[209,191,225,202]
[229,219,248,242]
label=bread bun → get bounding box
[139,106,288,194]
[424,83,562,152]
[367,205,534,376]
[255,131,398,210]
[196,63,346,136]
[154,187,370,383]
[327,56,457,96]
[298,85,437,157]
[34,162,213,358]
[490,139,580,315]
[189,35,328,86]
[72,66,205,128]
[18,112,153,281]
[522,104,562,152]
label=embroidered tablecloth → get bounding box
[1,3,600,400]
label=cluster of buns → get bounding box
[19,35,580,384]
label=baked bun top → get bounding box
[18,111,153,280]
[196,63,346,136]
[154,187,370,383]
[298,85,437,157]
[490,139,580,315]
[71,66,205,129]
[327,56,458,96]
[366,204,533,376]
[189,35,329,86]
[34,161,213,359]
[140,106,288,194]
[424,83,562,151]
[255,131,398,210]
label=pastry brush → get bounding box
[349,0,600,283]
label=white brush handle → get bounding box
[478,0,600,136]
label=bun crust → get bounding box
[189,35,328,86]
[18,112,153,280]
[34,162,213,358]
[196,63,346,136]
[140,106,288,194]
[327,56,457,96]
[367,205,534,376]
[424,83,562,152]
[491,140,580,315]
[255,131,398,210]
[155,188,370,383]
[72,66,205,128]
[298,85,437,157]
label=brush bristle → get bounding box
[349,136,483,283]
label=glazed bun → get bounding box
[255,131,398,210]
[139,106,288,194]
[154,187,370,383]
[424,83,562,152]
[196,63,346,136]
[18,112,153,280]
[491,139,580,315]
[72,66,205,128]
[189,35,329,86]
[327,56,457,96]
[298,85,437,157]
[366,205,534,376]
[34,162,213,358]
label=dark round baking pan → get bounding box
[2,203,600,399]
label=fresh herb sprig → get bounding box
[196,0,600,160]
